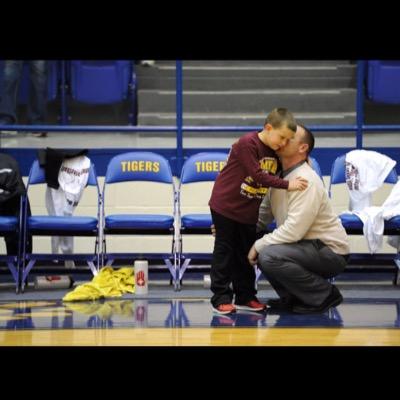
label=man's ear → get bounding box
[299,143,309,155]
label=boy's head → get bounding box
[262,108,297,151]
[277,124,314,159]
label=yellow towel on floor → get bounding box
[63,267,135,302]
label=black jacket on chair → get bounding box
[0,153,31,255]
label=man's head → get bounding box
[262,108,297,151]
[276,124,314,161]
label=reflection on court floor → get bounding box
[0,298,399,330]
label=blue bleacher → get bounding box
[69,60,132,104]
[367,60,400,104]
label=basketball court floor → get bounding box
[0,271,399,346]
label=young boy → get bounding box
[208,108,308,314]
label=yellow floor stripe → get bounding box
[1,327,400,346]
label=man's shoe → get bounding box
[235,299,266,312]
[292,286,343,314]
[267,298,294,311]
[212,303,236,315]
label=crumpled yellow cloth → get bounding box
[63,266,135,302]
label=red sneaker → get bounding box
[212,303,237,315]
[235,299,266,312]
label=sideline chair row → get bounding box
[1,151,399,293]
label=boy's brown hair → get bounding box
[265,108,297,133]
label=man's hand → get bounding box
[248,244,259,266]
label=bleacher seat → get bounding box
[367,60,400,104]
[69,60,132,104]
[67,60,136,124]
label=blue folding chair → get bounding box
[176,152,228,286]
[329,153,400,284]
[309,156,323,182]
[102,152,178,288]
[21,160,101,292]
[68,60,137,124]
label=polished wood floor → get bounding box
[1,327,400,346]
[0,297,399,346]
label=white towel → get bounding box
[352,179,400,253]
[344,150,397,253]
[346,150,396,212]
[45,155,91,255]
[382,180,400,251]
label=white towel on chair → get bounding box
[382,180,400,251]
[346,150,396,212]
[355,206,384,253]
[45,155,91,255]
[353,179,400,253]
[345,150,397,253]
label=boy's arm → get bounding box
[236,137,289,189]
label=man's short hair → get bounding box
[298,124,314,155]
[265,108,297,133]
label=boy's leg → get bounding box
[210,209,237,307]
[231,222,257,305]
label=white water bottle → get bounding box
[134,260,148,295]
